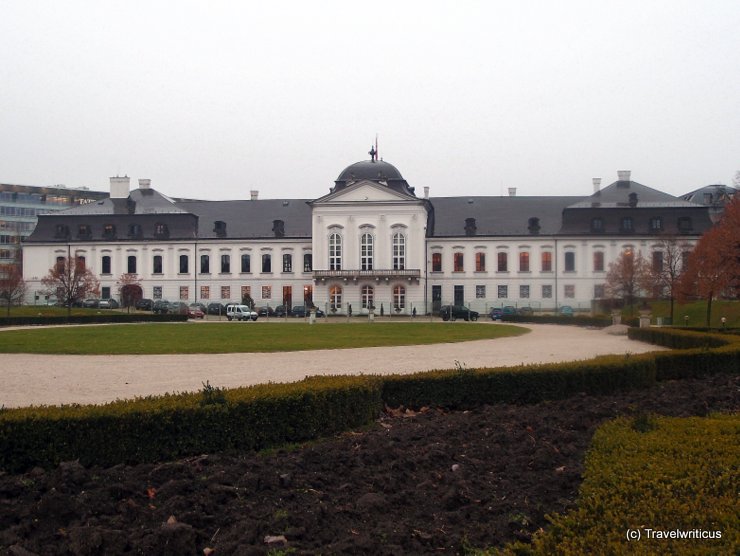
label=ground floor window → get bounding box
[564,284,575,298]
[393,285,406,310]
[498,285,508,298]
[101,286,110,299]
[179,286,189,300]
[200,285,210,300]
[542,285,552,298]
[303,285,313,304]
[594,284,605,298]
[330,285,342,311]
[262,285,271,299]
[519,285,529,299]
[475,285,486,298]
[361,285,374,309]
[153,286,162,299]
[221,286,230,299]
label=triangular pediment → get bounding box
[311,180,418,205]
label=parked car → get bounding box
[152,300,172,314]
[273,305,289,317]
[82,298,100,308]
[136,298,154,311]
[559,305,574,316]
[189,302,207,313]
[490,307,503,321]
[257,306,275,317]
[226,304,258,321]
[187,306,205,319]
[169,302,189,315]
[440,305,479,321]
[207,302,226,315]
[517,306,534,316]
[98,298,119,309]
[502,306,516,316]
[291,305,325,318]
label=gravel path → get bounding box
[0,323,664,408]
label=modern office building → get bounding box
[21,158,714,314]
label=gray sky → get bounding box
[2,0,738,200]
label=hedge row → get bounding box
[501,314,639,328]
[1,327,738,472]
[0,313,187,326]
[502,414,739,555]
[0,376,381,473]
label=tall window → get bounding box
[453,252,464,272]
[593,251,604,272]
[330,285,342,311]
[475,252,486,272]
[101,255,111,274]
[497,252,508,272]
[329,233,342,271]
[283,253,293,273]
[652,251,664,272]
[262,254,272,273]
[303,253,312,272]
[127,255,137,274]
[393,285,406,310]
[241,253,251,273]
[179,254,189,274]
[541,251,552,272]
[221,254,230,273]
[392,233,406,270]
[361,285,374,309]
[432,252,442,272]
[519,252,530,272]
[360,233,374,270]
[153,255,163,274]
[564,252,576,272]
[200,254,210,274]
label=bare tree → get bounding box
[41,255,100,317]
[645,235,692,323]
[0,261,27,317]
[604,249,651,315]
[116,273,143,311]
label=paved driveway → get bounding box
[0,323,663,408]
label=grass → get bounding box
[622,300,740,328]
[0,322,527,355]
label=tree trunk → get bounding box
[669,296,674,323]
[706,293,713,328]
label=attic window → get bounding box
[528,217,541,235]
[54,224,70,239]
[77,224,92,239]
[464,218,477,237]
[590,218,604,233]
[628,193,638,208]
[273,219,285,238]
[214,220,227,237]
[102,224,116,239]
[678,217,693,233]
[154,223,169,238]
[128,223,142,238]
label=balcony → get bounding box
[313,268,421,283]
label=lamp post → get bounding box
[684,315,689,327]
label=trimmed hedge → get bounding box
[500,314,640,327]
[1,326,738,472]
[0,314,187,326]
[502,414,740,555]
[0,376,382,472]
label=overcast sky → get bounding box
[2,1,738,201]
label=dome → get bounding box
[336,159,404,182]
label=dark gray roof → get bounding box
[569,180,696,209]
[176,199,313,239]
[332,159,416,197]
[59,188,187,215]
[680,184,738,205]
[429,196,583,237]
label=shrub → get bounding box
[0,314,187,326]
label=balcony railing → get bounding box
[313,268,421,281]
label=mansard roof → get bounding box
[59,188,188,215]
[568,179,697,209]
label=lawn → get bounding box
[0,321,527,354]
[622,299,740,328]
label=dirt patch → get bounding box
[1,374,737,555]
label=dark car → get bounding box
[291,305,325,318]
[98,298,119,309]
[490,307,503,321]
[82,298,100,309]
[502,306,517,316]
[440,305,479,321]
[152,300,171,314]
[170,302,189,315]
[559,305,574,316]
[136,298,154,311]
[274,305,289,317]
[187,306,205,319]
[257,306,275,317]
[517,306,534,316]
[207,303,226,315]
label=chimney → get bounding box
[508,187,517,197]
[110,175,130,199]
[617,170,631,182]
[628,192,638,207]
[464,217,477,237]
[138,179,151,190]
[423,186,429,199]
[250,190,259,201]
[592,178,601,193]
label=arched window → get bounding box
[330,285,342,311]
[200,254,210,274]
[593,251,605,272]
[360,233,374,270]
[127,255,137,274]
[392,232,406,270]
[519,252,529,272]
[361,285,374,309]
[393,285,406,310]
[453,252,464,272]
[329,233,342,271]
[101,255,111,274]
[497,252,508,272]
[153,255,163,274]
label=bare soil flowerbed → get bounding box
[1,373,737,555]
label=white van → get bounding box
[225,304,258,321]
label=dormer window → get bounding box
[590,218,604,233]
[214,220,227,237]
[649,217,663,233]
[77,224,91,239]
[273,219,285,238]
[678,217,693,233]
[154,222,169,238]
[103,224,116,239]
[54,224,70,239]
[464,218,477,237]
[527,217,540,235]
[620,217,634,233]
[128,223,142,238]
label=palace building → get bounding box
[21,155,715,314]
